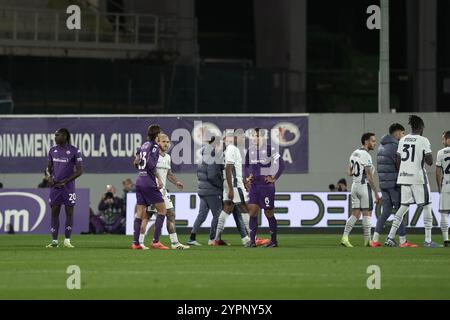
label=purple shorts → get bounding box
[248,184,275,210]
[135,184,164,206]
[49,187,76,206]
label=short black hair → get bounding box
[361,132,375,145]
[57,128,71,143]
[328,184,336,190]
[389,123,405,135]
[408,115,425,131]
[444,131,450,140]
[337,178,347,186]
[147,124,161,141]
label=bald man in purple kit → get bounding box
[46,128,83,248]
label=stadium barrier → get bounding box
[0,188,89,234]
[125,192,442,235]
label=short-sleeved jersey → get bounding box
[136,141,159,188]
[349,148,374,185]
[396,134,432,185]
[156,153,171,189]
[48,144,82,188]
[436,147,450,192]
[245,143,282,185]
[223,144,243,185]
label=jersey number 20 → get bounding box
[350,160,360,177]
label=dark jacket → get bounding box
[197,144,224,196]
[377,134,399,190]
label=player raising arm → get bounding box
[436,130,450,247]
[341,133,381,248]
[46,128,83,248]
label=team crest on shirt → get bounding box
[66,151,71,155]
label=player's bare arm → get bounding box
[436,165,443,193]
[365,167,381,203]
[225,163,234,200]
[167,170,183,190]
[347,164,352,177]
[53,163,83,188]
[46,160,54,186]
[424,152,433,166]
[155,170,164,189]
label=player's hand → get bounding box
[157,178,164,189]
[228,189,234,201]
[54,181,66,189]
[47,176,54,186]
[133,155,141,168]
[175,181,184,190]
[374,193,381,204]
[264,176,276,184]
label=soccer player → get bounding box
[139,133,190,250]
[131,124,167,250]
[372,123,417,247]
[436,130,450,247]
[245,128,285,248]
[341,133,381,248]
[385,115,441,247]
[213,130,252,246]
[45,128,83,248]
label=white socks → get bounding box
[388,205,409,239]
[241,235,250,245]
[215,211,229,240]
[362,216,371,242]
[169,233,179,244]
[441,213,449,242]
[399,236,407,245]
[423,204,433,243]
[241,213,250,235]
[139,233,145,245]
[343,215,358,237]
[372,232,380,243]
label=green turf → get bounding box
[0,234,449,299]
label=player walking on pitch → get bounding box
[436,130,450,247]
[341,133,381,248]
[139,133,190,250]
[131,124,167,250]
[385,115,441,247]
[245,128,285,248]
[46,128,83,248]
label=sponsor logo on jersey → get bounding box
[399,171,414,177]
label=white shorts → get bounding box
[351,183,373,211]
[147,189,174,211]
[440,192,450,212]
[401,184,431,206]
[223,181,249,204]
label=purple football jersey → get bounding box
[48,144,82,191]
[135,140,159,188]
[245,143,284,185]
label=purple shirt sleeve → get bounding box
[146,143,159,171]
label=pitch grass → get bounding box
[0,234,449,300]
